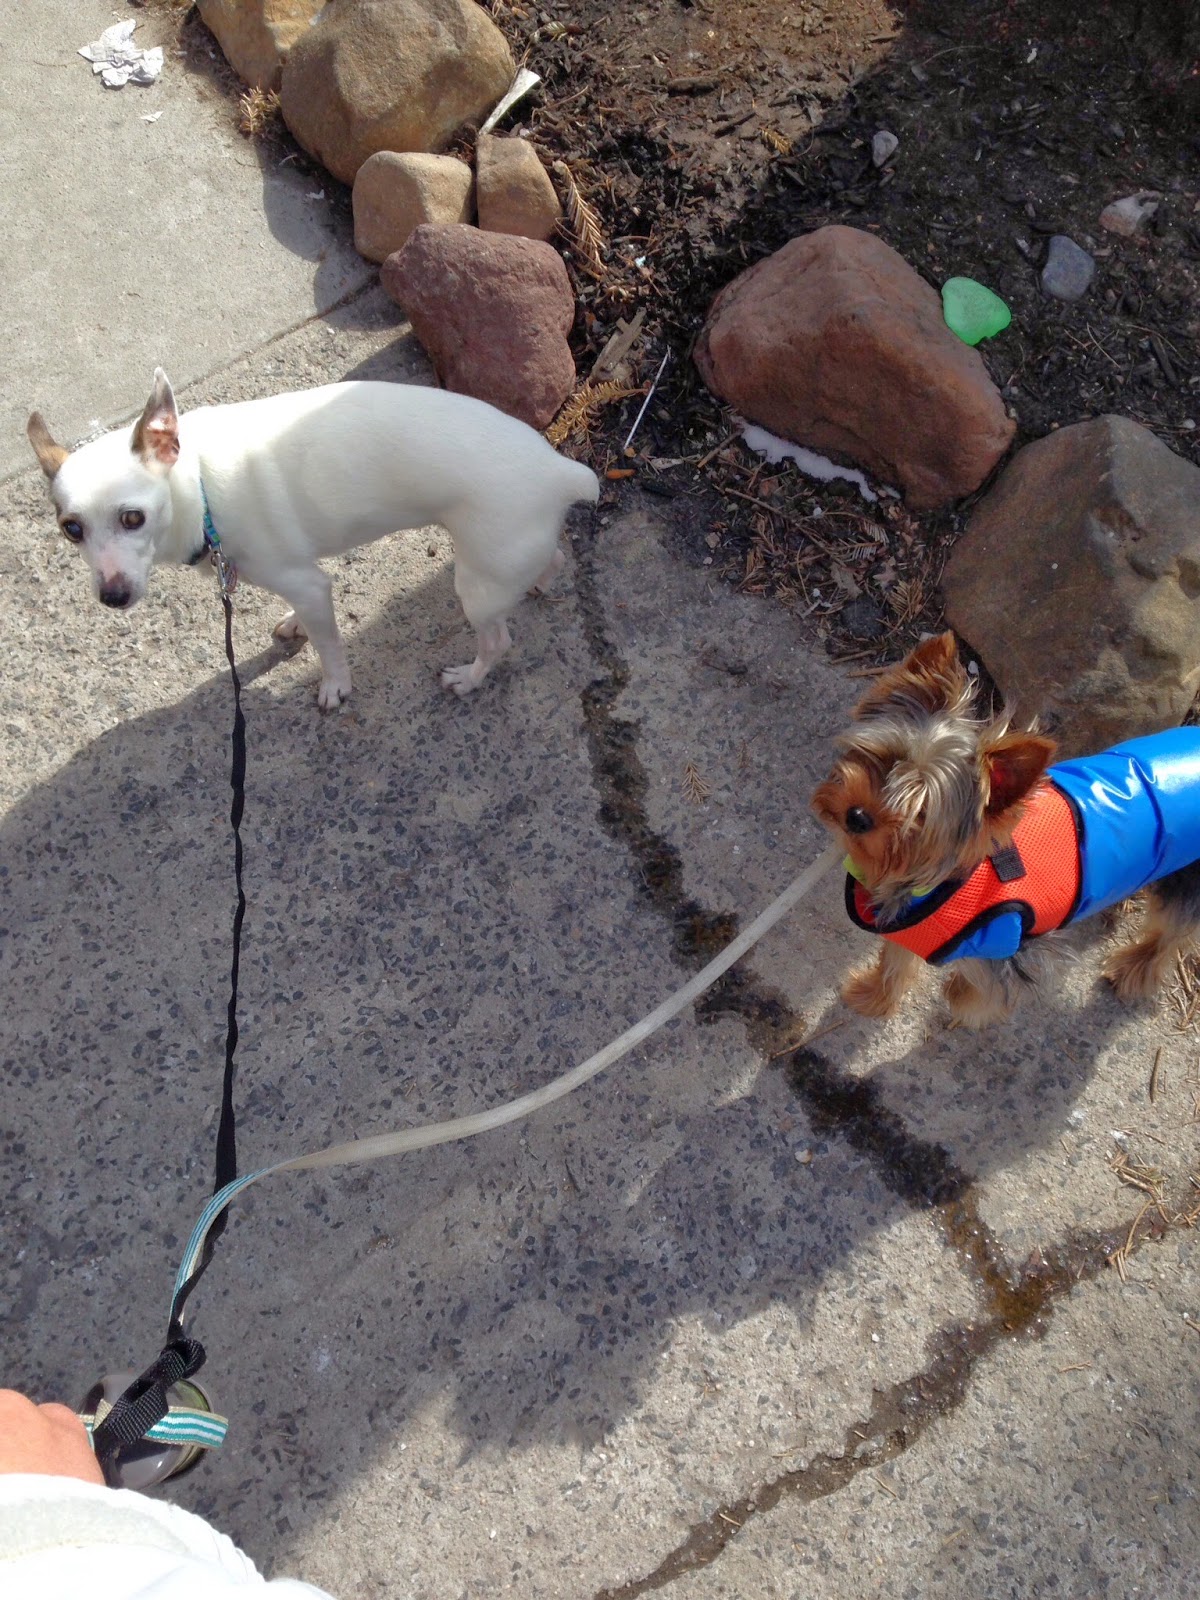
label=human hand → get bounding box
[0,1388,104,1484]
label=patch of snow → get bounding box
[738,420,890,504]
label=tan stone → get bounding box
[943,416,1200,755]
[476,134,563,242]
[196,0,320,91]
[694,225,1016,510]
[353,151,474,264]
[381,224,576,430]
[280,0,514,186]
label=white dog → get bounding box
[27,371,599,707]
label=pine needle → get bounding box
[1109,1146,1166,1203]
[683,760,711,804]
[546,380,642,446]
[238,87,280,139]
[553,160,605,273]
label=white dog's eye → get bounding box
[120,509,146,531]
[61,519,84,543]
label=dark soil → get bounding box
[483,0,1200,658]
[174,0,1200,661]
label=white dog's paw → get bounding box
[441,663,481,697]
[528,548,566,596]
[274,611,308,642]
[317,674,351,711]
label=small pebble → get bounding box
[1099,192,1160,237]
[871,129,899,168]
[1041,234,1096,302]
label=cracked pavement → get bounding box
[3,3,1200,1597]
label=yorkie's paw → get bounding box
[1102,939,1166,1004]
[842,963,903,1018]
[943,970,1013,1029]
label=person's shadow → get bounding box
[3,453,1149,1585]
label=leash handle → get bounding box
[89,1338,207,1486]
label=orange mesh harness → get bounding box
[846,782,1083,965]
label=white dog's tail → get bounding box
[561,458,601,508]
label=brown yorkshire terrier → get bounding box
[813,632,1200,1027]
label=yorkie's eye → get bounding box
[60,519,84,543]
[845,806,875,835]
[120,509,146,531]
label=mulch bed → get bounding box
[486,0,1200,660]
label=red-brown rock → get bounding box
[381,224,576,429]
[944,416,1200,755]
[694,225,1016,509]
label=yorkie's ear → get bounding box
[904,631,960,679]
[982,730,1057,821]
[855,630,966,720]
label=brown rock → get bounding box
[476,134,563,242]
[353,151,474,264]
[943,416,1200,755]
[196,0,319,91]
[280,0,514,185]
[694,225,1016,509]
[381,224,576,429]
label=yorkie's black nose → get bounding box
[99,580,133,609]
[845,806,874,834]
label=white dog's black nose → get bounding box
[99,580,133,609]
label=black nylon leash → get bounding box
[168,589,246,1335]
[93,588,247,1483]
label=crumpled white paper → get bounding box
[79,19,164,88]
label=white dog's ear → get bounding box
[27,412,68,478]
[131,368,180,469]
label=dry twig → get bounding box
[1167,952,1200,1031]
[1108,1198,1156,1280]
[1109,1147,1167,1206]
[1149,1046,1164,1105]
[1177,1177,1200,1228]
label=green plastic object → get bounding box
[941,277,1012,346]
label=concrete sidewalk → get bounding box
[0,0,370,478]
[2,7,1199,1599]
